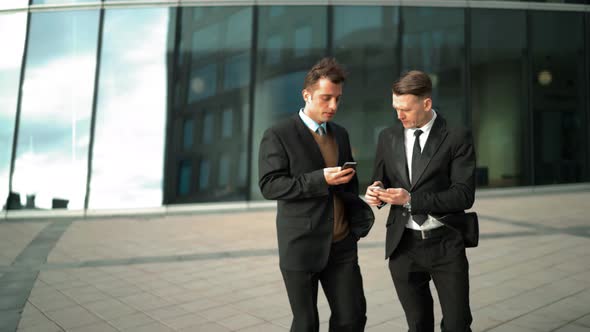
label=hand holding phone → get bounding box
[342,161,357,170]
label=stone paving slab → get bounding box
[0,190,588,331]
[0,222,47,266]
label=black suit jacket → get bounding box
[259,113,374,272]
[372,114,476,258]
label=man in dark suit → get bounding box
[364,70,475,332]
[259,58,374,332]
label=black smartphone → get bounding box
[342,161,357,170]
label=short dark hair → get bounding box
[392,70,432,98]
[303,57,347,91]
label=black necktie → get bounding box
[411,129,428,225]
[411,129,423,184]
[317,125,326,136]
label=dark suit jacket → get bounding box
[259,113,374,272]
[372,114,476,258]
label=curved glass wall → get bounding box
[332,6,400,191]
[0,12,27,209]
[470,9,529,187]
[249,5,328,200]
[401,7,466,127]
[89,8,172,209]
[12,10,99,210]
[530,10,587,185]
[0,0,27,10]
[164,6,253,204]
[1,2,589,212]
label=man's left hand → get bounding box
[376,188,410,206]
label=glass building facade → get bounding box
[1,0,589,213]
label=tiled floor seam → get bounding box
[470,240,586,278]
[549,312,590,332]
[21,300,66,332]
[2,220,73,332]
[480,286,590,332]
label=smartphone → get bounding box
[369,186,385,192]
[342,161,357,170]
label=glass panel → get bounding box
[12,10,99,210]
[189,64,217,102]
[223,53,250,90]
[0,0,28,9]
[31,0,97,4]
[177,160,191,196]
[198,159,210,190]
[0,13,27,209]
[332,6,401,192]
[470,9,529,188]
[250,6,328,200]
[202,111,214,144]
[89,8,171,209]
[221,108,233,138]
[470,0,587,3]
[401,7,466,127]
[165,6,253,204]
[531,11,587,185]
[218,154,230,187]
[182,118,193,150]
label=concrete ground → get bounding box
[1,187,589,332]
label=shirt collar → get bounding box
[407,109,437,137]
[299,108,327,133]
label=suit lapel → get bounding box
[391,123,411,189]
[410,115,448,190]
[293,114,326,168]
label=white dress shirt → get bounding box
[404,110,444,231]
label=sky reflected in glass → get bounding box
[0,0,27,10]
[12,10,99,210]
[0,13,27,208]
[89,8,171,209]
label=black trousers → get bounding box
[281,233,367,332]
[389,227,472,332]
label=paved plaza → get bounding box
[1,186,589,332]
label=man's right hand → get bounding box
[364,181,384,206]
[324,167,355,186]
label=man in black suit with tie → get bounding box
[259,58,374,332]
[365,70,476,332]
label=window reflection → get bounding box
[0,13,27,209]
[531,11,586,185]
[89,8,171,209]
[31,0,96,4]
[0,0,27,10]
[250,6,327,200]
[332,6,400,192]
[178,160,191,196]
[401,7,465,127]
[12,10,99,210]
[164,6,252,204]
[471,9,528,188]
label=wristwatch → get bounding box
[403,193,411,212]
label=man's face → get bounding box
[302,77,342,123]
[392,93,432,129]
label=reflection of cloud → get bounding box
[20,55,96,122]
[12,150,87,209]
[0,0,29,10]
[0,13,26,71]
[11,52,95,209]
[89,9,169,209]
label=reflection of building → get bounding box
[1,1,589,215]
[164,7,252,204]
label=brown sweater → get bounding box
[311,128,350,242]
